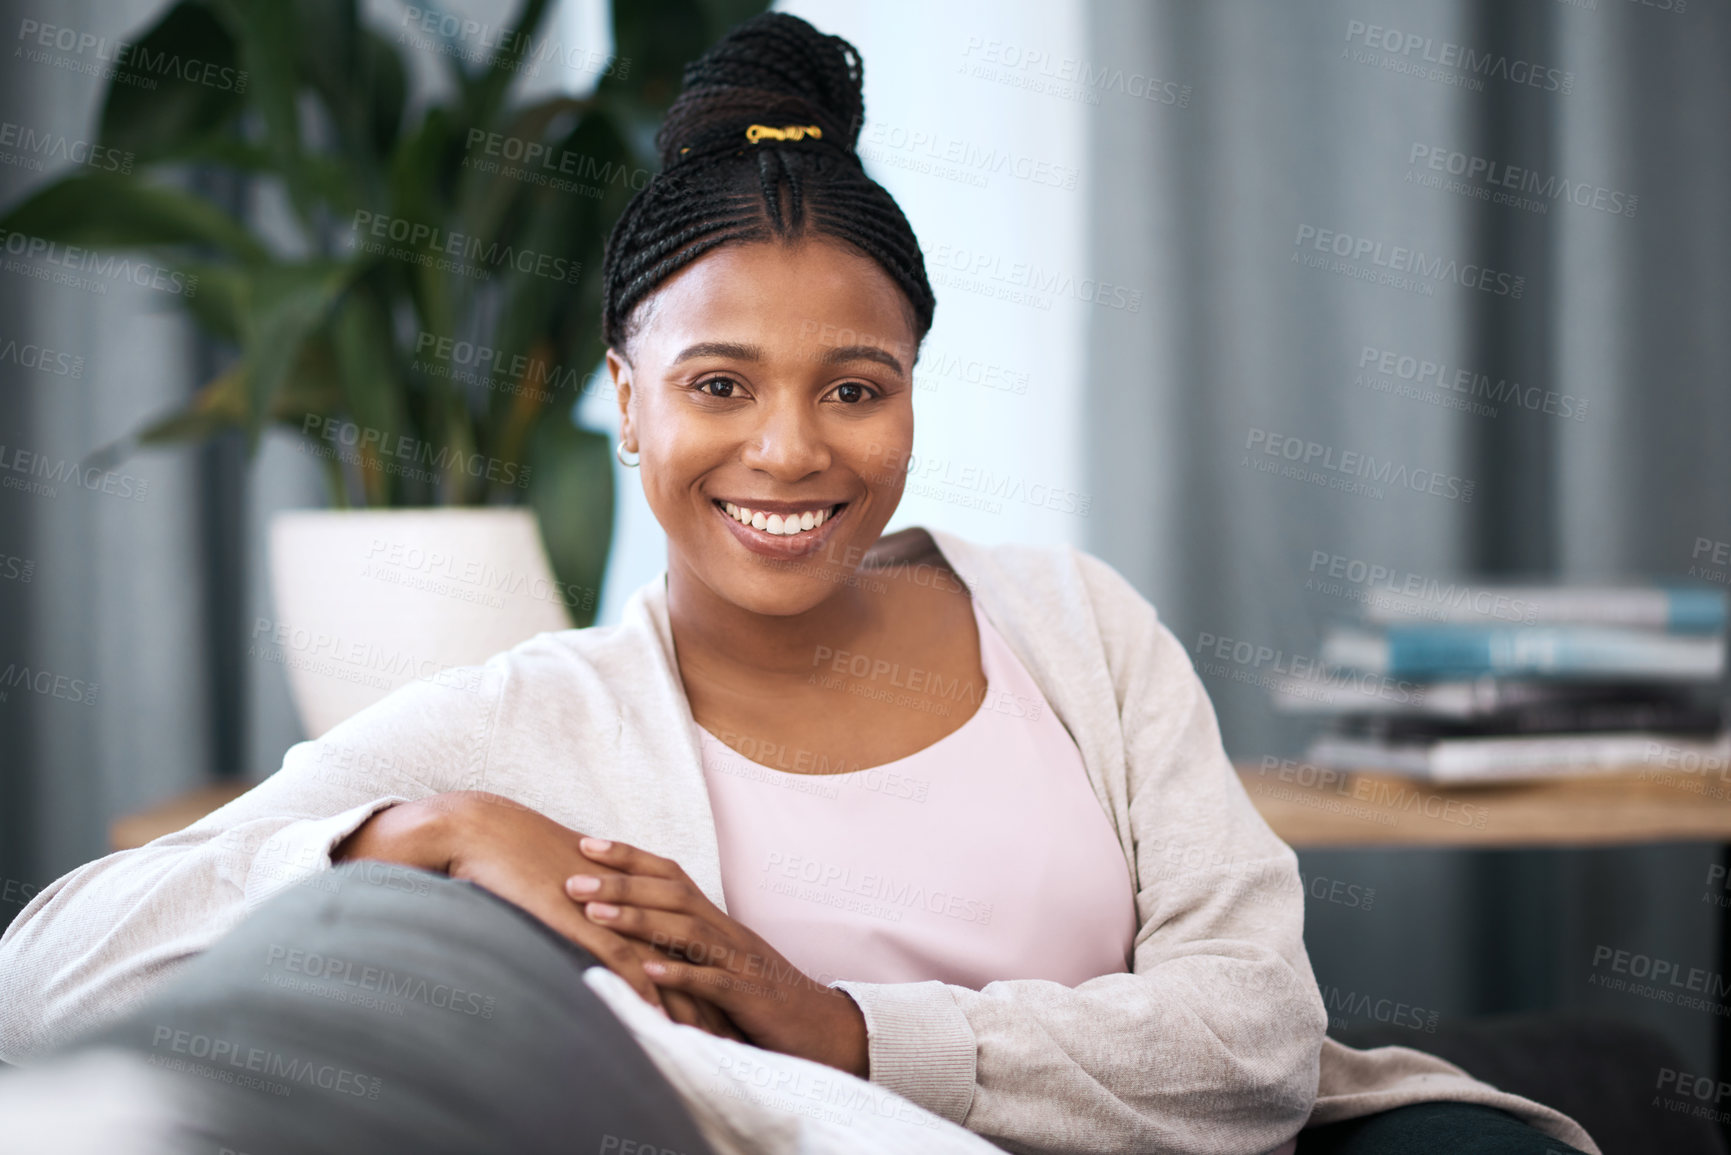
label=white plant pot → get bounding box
[265,507,579,739]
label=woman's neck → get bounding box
[662,553,886,687]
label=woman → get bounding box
[0,12,1597,1155]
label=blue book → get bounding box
[1359,584,1725,633]
[1322,625,1725,681]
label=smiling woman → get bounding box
[0,11,1600,1155]
[614,239,915,573]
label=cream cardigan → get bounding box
[0,527,1597,1155]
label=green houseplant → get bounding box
[0,0,767,626]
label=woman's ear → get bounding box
[606,347,635,451]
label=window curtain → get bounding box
[1083,0,1730,1071]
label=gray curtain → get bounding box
[0,0,321,906]
[0,0,214,890]
[1085,0,1730,1072]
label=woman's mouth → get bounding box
[719,501,841,536]
[712,499,850,557]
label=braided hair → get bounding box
[600,12,935,358]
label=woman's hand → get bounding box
[333,792,742,1039]
[565,837,870,1078]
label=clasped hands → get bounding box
[332,790,868,1078]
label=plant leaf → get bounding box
[98,0,247,162]
[208,0,312,224]
[0,173,269,261]
[240,260,359,442]
[452,96,589,252]
[81,361,247,471]
[294,2,406,208]
[328,282,413,504]
[608,0,712,110]
[172,261,246,343]
[461,0,556,130]
[528,413,613,628]
[693,0,773,37]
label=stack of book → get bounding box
[1272,585,1731,782]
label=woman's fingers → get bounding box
[695,999,751,1042]
[540,903,669,1013]
[659,988,705,1030]
[564,873,694,913]
[564,870,725,965]
[580,904,717,962]
[451,865,669,1014]
[578,837,687,882]
[642,956,775,1015]
[660,986,749,1042]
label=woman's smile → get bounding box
[711,498,852,559]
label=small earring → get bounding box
[615,440,640,468]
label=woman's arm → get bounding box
[825,551,1327,1155]
[0,664,504,1062]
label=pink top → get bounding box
[696,596,1138,990]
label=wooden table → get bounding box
[112,762,1731,852]
[1237,762,1731,848]
[110,781,254,851]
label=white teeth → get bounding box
[723,503,837,535]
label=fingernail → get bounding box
[643,960,667,976]
[581,837,612,853]
[567,874,600,894]
[586,902,619,919]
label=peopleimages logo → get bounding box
[1343,20,1573,94]
[925,243,1143,312]
[1293,225,1524,298]
[0,227,197,297]
[0,333,83,379]
[1357,344,1587,421]
[348,211,581,285]
[1244,427,1475,503]
[1306,549,1539,624]
[15,18,250,92]
[0,119,133,174]
[300,414,530,489]
[1407,143,1637,218]
[0,441,150,502]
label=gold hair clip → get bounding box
[744,123,823,144]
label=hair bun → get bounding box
[654,12,865,169]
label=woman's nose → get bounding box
[740,401,831,479]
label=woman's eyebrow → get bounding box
[671,341,761,365]
[670,340,905,376]
[820,344,905,376]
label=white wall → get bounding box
[594,0,1092,623]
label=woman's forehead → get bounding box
[632,238,916,360]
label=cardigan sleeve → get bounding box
[830,550,1327,1155]
[0,662,505,1064]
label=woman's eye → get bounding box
[832,382,871,404]
[696,377,739,399]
